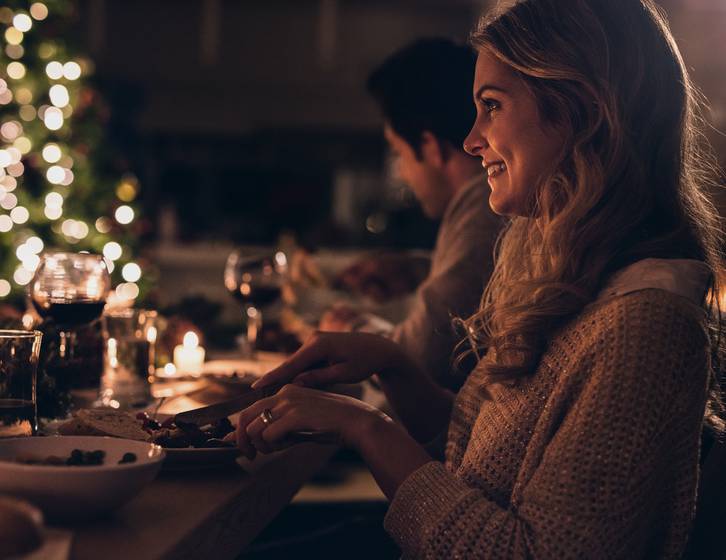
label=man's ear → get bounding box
[420,131,448,168]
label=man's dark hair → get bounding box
[367,38,476,158]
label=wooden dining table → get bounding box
[67,443,337,560]
[57,370,340,560]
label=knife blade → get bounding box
[173,382,341,446]
[174,381,286,428]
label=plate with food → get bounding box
[55,408,240,470]
[140,412,240,469]
[0,436,164,520]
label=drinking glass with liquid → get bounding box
[224,250,287,355]
[99,309,157,409]
[30,252,110,357]
[0,330,43,438]
[30,252,110,395]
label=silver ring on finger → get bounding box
[259,408,274,426]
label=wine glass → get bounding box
[30,252,111,360]
[224,249,287,355]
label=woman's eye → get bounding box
[479,97,500,113]
[479,98,500,114]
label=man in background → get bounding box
[320,38,502,390]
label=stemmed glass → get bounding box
[224,250,287,355]
[30,252,111,360]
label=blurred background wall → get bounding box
[75,0,725,251]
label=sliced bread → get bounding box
[58,409,150,442]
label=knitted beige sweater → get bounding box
[384,259,712,559]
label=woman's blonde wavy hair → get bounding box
[462,0,724,424]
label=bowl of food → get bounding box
[0,436,165,520]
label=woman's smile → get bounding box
[484,160,507,180]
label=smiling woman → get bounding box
[230,0,724,558]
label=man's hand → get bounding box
[334,253,429,302]
[318,303,361,332]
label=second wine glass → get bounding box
[224,250,287,356]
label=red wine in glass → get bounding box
[224,251,287,354]
[229,284,282,309]
[30,252,111,368]
[32,299,106,328]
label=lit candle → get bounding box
[173,331,205,375]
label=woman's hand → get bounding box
[230,383,434,501]
[231,384,388,459]
[252,331,412,390]
[252,331,451,445]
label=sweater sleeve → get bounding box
[384,294,709,559]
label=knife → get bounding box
[173,382,341,445]
[174,381,285,428]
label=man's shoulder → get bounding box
[439,178,501,245]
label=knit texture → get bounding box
[384,287,710,559]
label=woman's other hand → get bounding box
[252,331,411,390]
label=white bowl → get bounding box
[0,436,165,520]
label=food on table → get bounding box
[6,448,138,466]
[58,408,151,441]
[144,414,235,449]
[0,496,43,558]
[65,449,105,466]
[119,452,138,464]
[58,409,236,449]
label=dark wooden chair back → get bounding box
[684,436,726,559]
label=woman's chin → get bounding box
[488,192,514,217]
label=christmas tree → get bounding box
[0,0,145,309]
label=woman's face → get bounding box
[464,50,566,217]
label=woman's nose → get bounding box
[463,126,484,156]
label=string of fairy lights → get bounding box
[0,1,144,304]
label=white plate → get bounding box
[204,372,256,391]
[201,352,287,377]
[152,352,288,384]
[0,436,164,520]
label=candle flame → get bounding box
[183,331,199,348]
